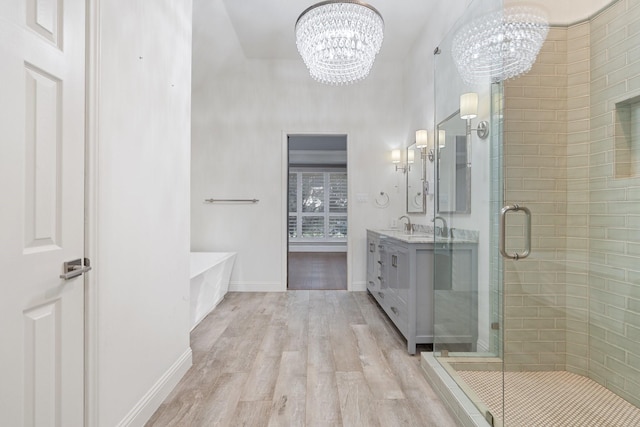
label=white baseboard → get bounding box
[229,282,366,292]
[229,281,286,292]
[350,281,366,292]
[116,348,192,427]
[288,245,347,253]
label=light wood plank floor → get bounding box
[146,291,457,427]
[288,253,347,290]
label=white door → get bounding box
[0,0,86,425]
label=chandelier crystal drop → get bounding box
[295,1,384,85]
[452,7,549,86]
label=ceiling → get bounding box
[221,0,439,61]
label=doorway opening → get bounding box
[287,134,348,290]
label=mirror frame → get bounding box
[437,110,471,214]
[406,143,426,214]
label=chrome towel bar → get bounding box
[204,198,259,204]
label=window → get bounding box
[289,170,347,242]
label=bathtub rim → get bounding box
[190,251,237,279]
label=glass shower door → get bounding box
[432,0,504,423]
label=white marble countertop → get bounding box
[369,228,478,244]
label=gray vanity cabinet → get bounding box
[366,230,434,354]
[366,229,479,354]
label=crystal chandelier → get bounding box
[295,1,384,85]
[452,7,549,86]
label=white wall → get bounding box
[191,0,405,291]
[90,1,193,425]
[402,0,474,224]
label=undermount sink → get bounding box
[406,233,438,241]
[407,232,454,242]
[374,228,455,242]
[375,229,435,238]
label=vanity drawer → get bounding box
[393,300,409,332]
[371,287,389,307]
[367,278,380,294]
[386,297,409,338]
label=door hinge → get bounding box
[486,410,495,426]
[491,322,500,330]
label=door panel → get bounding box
[0,0,86,425]
[26,0,62,46]
[24,63,62,253]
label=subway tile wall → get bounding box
[588,0,640,408]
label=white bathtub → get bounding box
[190,252,236,330]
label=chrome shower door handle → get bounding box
[499,204,531,260]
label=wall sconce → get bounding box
[391,149,406,173]
[460,92,489,139]
[415,129,435,163]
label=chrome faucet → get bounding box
[433,216,449,238]
[398,215,412,233]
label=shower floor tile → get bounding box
[457,370,640,427]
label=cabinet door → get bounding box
[394,246,410,310]
[388,244,409,326]
[433,244,477,349]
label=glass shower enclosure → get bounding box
[430,0,640,425]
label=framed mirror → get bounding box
[406,143,426,213]
[437,111,470,213]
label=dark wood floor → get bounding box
[146,291,456,427]
[288,252,347,290]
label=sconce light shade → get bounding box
[460,92,489,140]
[415,129,429,149]
[460,93,478,119]
[438,130,446,148]
[391,149,401,164]
[391,149,406,172]
[408,149,415,164]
